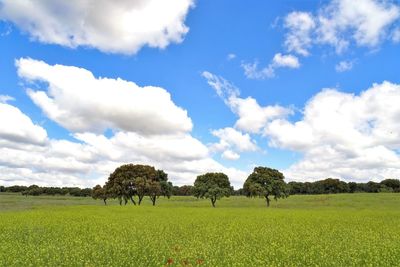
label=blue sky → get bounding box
[1,0,400,188]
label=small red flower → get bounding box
[166,258,174,265]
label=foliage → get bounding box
[288,178,400,195]
[243,167,288,207]
[380,179,400,192]
[193,172,231,207]
[0,185,91,197]
[105,164,156,205]
[157,170,173,200]
[92,185,108,205]
[104,164,170,206]
[172,185,194,196]
[160,181,173,198]
[288,178,349,195]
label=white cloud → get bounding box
[1,62,250,188]
[0,125,248,187]
[16,58,193,135]
[283,0,400,55]
[210,127,258,159]
[203,71,292,133]
[272,53,300,68]
[242,53,300,80]
[242,61,275,79]
[0,0,194,54]
[230,97,292,133]
[284,12,316,56]
[0,103,47,145]
[0,95,15,103]
[202,71,240,99]
[227,53,236,60]
[335,60,354,72]
[221,150,240,161]
[264,81,400,181]
[204,72,400,182]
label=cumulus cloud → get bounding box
[16,58,193,135]
[202,71,292,133]
[283,0,400,56]
[316,0,400,52]
[335,60,354,72]
[0,103,47,145]
[272,53,301,68]
[221,150,240,161]
[210,127,258,160]
[0,0,194,54]
[1,61,249,188]
[242,53,300,79]
[204,72,400,182]
[264,82,400,181]
[0,126,248,187]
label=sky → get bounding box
[0,0,400,188]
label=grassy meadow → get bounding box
[0,193,400,266]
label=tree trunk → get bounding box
[265,196,270,207]
[119,197,122,206]
[130,196,136,205]
[211,197,216,207]
[124,197,128,205]
[138,195,144,205]
[103,198,107,205]
[151,195,156,206]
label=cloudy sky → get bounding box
[1,0,400,188]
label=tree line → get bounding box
[91,164,288,207]
[2,164,399,207]
[0,185,92,197]
[287,178,400,194]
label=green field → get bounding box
[0,193,399,266]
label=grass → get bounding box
[0,193,400,266]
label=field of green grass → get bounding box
[1,193,399,266]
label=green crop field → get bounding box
[0,193,400,266]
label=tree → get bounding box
[193,172,231,207]
[365,181,381,193]
[348,182,357,193]
[172,185,193,196]
[148,180,161,206]
[6,185,28,193]
[147,169,170,205]
[134,176,147,205]
[243,167,288,207]
[313,178,349,194]
[104,164,170,206]
[105,164,157,205]
[92,185,108,205]
[380,179,400,192]
[160,181,173,198]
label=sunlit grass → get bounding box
[0,193,399,266]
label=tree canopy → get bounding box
[193,172,231,207]
[104,164,170,206]
[243,167,288,207]
[92,185,108,205]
